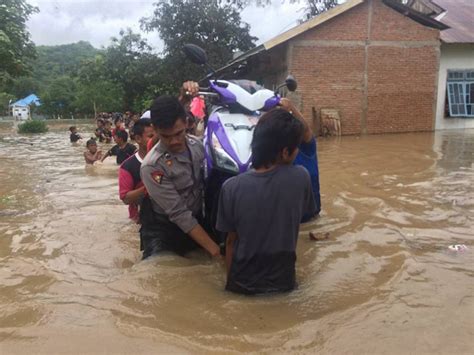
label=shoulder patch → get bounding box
[151,171,164,184]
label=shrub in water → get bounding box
[18,120,48,134]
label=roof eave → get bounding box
[382,0,449,30]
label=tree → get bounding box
[0,92,15,115]
[40,76,76,118]
[141,0,257,86]
[299,0,339,22]
[10,76,40,98]
[0,0,38,85]
[103,29,163,110]
[75,56,124,115]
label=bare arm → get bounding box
[188,224,221,257]
[225,232,238,274]
[279,98,313,143]
[123,186,146,205]
[100,149,111,162]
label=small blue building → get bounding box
[10,94,41,120]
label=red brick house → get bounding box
[220,0,448,135]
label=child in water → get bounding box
[69,126,82,143]
[84,138,103,164]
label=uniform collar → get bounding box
[154,135,197,162]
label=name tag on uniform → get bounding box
[151,171,164,184]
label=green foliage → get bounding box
[103,29,163,110]
[17,119,48,133]
[39,76,76,117]
[32,41,100,88]
[0,92,15,115]
[10,76,40,98]
[141,0,256,86]
[2,1,271,116]
[0,0,39,85]
[75,79,124,114]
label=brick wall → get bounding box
[291,45,365,134]
[278,0,441,135]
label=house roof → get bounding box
[263,0,365,50]
[433,0,474,43]
[381,0,448,30]
[11,94,41,107]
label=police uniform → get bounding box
[139,135,205,258]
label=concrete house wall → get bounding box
[435,43,474,130]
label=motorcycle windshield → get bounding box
[220,80,275,112]
[227,80,265,94]
[217,111,259,165]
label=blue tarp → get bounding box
[12,94,41,107]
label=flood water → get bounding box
[0,122,473,354]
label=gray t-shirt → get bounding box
[217,165,316,294]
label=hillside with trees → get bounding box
[1,0,338,118]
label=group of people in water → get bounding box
[69,81,321,295]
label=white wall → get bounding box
[12,106,30,120]
[435,43,474,130]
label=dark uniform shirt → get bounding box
[140,136,204,234]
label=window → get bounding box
[447,70,474,117]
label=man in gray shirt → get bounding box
[217,108,316,294]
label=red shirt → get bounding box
[118,153,143,222]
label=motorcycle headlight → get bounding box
[211,133,239,173]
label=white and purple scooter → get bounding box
[183,44,298,241]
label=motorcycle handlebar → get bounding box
[185,91,219,98]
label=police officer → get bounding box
[140,92,220,259]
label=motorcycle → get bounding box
[183,44,298,242]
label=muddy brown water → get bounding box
[0,123,473,354]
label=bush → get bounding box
[18,120,48,133]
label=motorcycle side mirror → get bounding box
[183,44,208,65]
[285,75,297,92]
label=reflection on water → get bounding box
[0,124,473,353]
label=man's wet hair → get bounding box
[150,95,186,129]
[69,126,76,132]
[131,118,151,138]
[86,138,97,147]
[251,108,304,169]
[115,129,128,142]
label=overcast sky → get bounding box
[26,0,305,51]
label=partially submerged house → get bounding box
[221,0,456,135]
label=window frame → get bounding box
[446,69,474,118]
